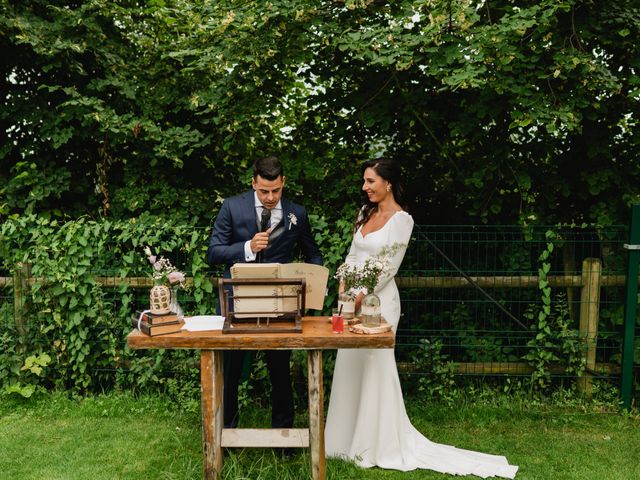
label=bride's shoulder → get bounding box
[393,210,414,224]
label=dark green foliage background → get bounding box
[1,0,639,226]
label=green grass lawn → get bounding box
[1,391,639,480]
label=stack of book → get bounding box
[132,311,184,336]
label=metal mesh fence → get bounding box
[396,225,631,386]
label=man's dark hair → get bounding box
[253,156,283,180]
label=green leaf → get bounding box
[5,384,35,398]
[51,285,65,296]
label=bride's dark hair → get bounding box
[355,158,406,233]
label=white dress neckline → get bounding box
[358,210,406,239]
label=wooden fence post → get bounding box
[13,262,31,338]
[578,258,601,398]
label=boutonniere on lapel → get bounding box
[288,213,297,230]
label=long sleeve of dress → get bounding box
[374,212,414,294]
[344,238,358,266]
[344,208,364,267]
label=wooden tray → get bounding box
[349,320,392,335]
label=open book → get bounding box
[230,262,329,317]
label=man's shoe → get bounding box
[276,447,297,459]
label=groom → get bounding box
[207,156,323,430]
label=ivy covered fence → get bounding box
[1,215,637,406]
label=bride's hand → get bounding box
[354,292,365,312]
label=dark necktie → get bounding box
[257,208,271,263]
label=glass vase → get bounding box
[337,292,356,320]
[169,285,184,319]
[361,292,381,327]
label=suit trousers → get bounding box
[223,349,294,429]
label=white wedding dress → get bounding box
[325,211,518,478]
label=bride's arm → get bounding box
[340,209,362,294]
[344,207,364,265]
[374,213,414,293]
[344,237,358,265]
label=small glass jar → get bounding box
[360,292,381,327]
[337,292,356,320]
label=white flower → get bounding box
[288,212,297,230]
[335,243,406,293]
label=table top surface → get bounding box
[127,316,395,350]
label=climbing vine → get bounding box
[524,230,585,392]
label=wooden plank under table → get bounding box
[127,316,395,480]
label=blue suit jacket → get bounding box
[207,190,323,277]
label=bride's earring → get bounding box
[386,184,391,192]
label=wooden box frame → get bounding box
[219,278,306,334]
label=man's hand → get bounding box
[250,229,271,253]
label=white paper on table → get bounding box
[181,315,225,331]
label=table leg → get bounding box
[201,350,223,480]
[307,349,325,480]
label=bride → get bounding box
[325,158,518,478]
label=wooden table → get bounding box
[127,316,394,480]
